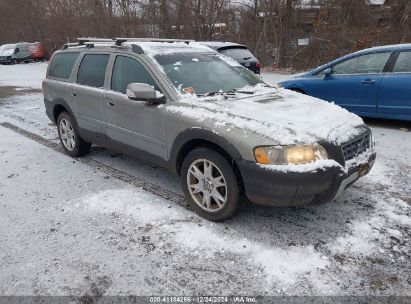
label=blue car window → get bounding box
[332,52,391,75]
[393,52,411,73]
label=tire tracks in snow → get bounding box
[0,122,186,207]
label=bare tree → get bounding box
[0,0,410,69]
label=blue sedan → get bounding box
[279,44,411,121]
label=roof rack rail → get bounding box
[62,42,81,50]
[62,37,195,50]
[62,38,115,49]
[114,37,194,46]
[78,38,113,44]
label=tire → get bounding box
[57,112,91,157]
[12,59,18,65]
[181,148,240,221]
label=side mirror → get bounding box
[126,83,165,104]
[324,68,333,78]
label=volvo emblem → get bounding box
[355,137,366,157]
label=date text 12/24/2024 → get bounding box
[149,296,257,303]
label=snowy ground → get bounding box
[0,62,47,89]
[0,63,410,297]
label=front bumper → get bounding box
[236,152,376,207]
[0,57,11,64]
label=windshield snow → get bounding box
[155,53,264,95]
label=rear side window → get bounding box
[77,54,110,88]
[111,55,158,94]
[49,52,79,79]
[393,51,411,73]
[219,47,254,60]
[332,52,391,75]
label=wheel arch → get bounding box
[284,83,307,94]
[52,99,78,127]
[169,129,245,190]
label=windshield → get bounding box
[155,53,264,95]
[219,47,255,60]
[1,45,15,55]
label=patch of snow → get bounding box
[173,223,329,287]
[376,197,411,226]
[0,62,47,89]
[259,159,341,173]
[78,189,185,225]
[329,216,385,255]
[167,87,365,146]
[81,188,330,290]
[134,42,214,57]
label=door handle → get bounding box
[106,102,115,107]
[71,92,77,97]
[361,79,376,84]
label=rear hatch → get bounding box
[218,46,260,74]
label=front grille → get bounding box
[0,56,6,61]
[341,132,371,161]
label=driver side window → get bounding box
[331,52,391,75]
[111,55,158,94]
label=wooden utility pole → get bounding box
[278,0,293,68]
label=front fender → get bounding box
[168,128,242,175]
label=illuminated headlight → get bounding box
[254,145,329,165]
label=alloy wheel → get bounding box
[59,118,76,151]
[186,159,228,212]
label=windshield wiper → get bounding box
[198,88,260,97]
[198,89,238,97]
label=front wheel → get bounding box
[57,112,91,157]
[181,148,240,221]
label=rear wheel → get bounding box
[57,112,91,157]
[181,148,240,221]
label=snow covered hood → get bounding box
[167,86,365,146]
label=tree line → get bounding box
[0,0,410,70]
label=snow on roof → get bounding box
[124,41,216,56]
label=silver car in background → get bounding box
[0,42,32,64]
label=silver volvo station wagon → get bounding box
[42,38,376,221]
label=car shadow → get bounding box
[363,117,411,130]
